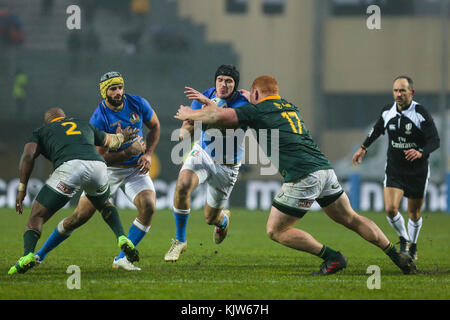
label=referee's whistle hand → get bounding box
[404,149,422,162]
[352,149,364,165]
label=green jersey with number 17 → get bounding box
[234,96,332,182]
[28,117,106,170]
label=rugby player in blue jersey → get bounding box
[35,72,160,271]
[164,65,249,262]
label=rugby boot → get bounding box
[112,257,141,271]
[164,239,187,262]
[8,253,37,275]
[118,235,139,263]
[390,251,417,274]
[312,252,347,275]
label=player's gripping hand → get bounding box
[124,138,146,157]
[137,153,151,174]
[238,89,251,101]
[116,123,139,142]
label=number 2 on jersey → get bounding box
[281,112,302,134]
[61,122,82,135]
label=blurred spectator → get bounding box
[131,0,150,13]
[67,31,82,72]
[152,25,189,52]
[40,0,54,16]
[0,10,24,46]
[12,69,28,118]
[85,30,100,53]
[122,0,150,55]
[79,0,100,26]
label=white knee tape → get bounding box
[57,219,73,236]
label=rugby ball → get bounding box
[211,97,227,108]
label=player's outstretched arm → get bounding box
[179,86,240,127]
[175,103,239,128]
[175,105,212,122]
[16,142,40,214]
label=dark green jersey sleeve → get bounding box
[234,103,258,127]
[89,124,107,146]
[28,128,41,145]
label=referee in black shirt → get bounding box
[352,76,440,260]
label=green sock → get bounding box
[317,245,339,260]
[383,242,398,259]
[23,229,40,256]
[101,205,125,238]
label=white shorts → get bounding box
[106,166,155,203]
[46,160,109,198]
[181,143,240,209]
[273,169,344,217]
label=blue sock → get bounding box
[36,227,70,261]
[116,219,149,260]
[173,208,190,242]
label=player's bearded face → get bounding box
[107,85,124,107]
[215,75,235,99]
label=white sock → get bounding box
[408,217,423,244]
[387,212,409,241]
[133,218,151,233]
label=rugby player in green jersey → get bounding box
[9,108,139,274]
[175,75,417,275]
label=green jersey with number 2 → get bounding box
[28,117,106,170]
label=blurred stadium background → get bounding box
[0,0,448,212]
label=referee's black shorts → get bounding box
[384,166,429,199]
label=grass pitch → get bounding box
[1,207,449,301]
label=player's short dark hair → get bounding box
[394,75,414,90]
[215,64,240,90]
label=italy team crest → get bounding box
[130,112,140,124]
